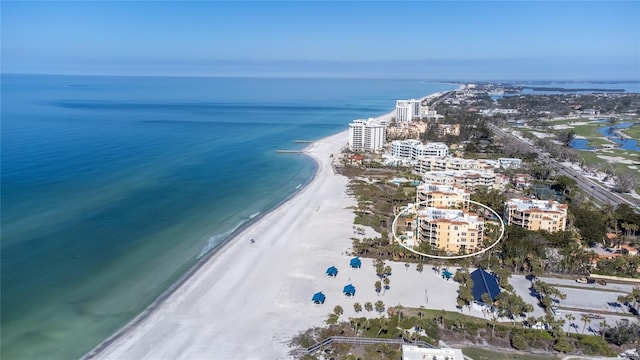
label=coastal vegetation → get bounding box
[290,305,619,359]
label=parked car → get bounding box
[551,306,562,315]
[598,279,607,286]
[576,278,588,283]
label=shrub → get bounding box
[578,336,616,356]
[511,334,528,350]
[553,337,575,353]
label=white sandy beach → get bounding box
[88,109,481,360]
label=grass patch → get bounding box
[461,347,559,360]
[621,123,640,139]
[573,123,603,138]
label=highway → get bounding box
[487,123,636,207]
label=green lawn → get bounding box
[572,123,604,138]
[462,347,560,360]
[620,123,640,140]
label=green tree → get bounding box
[580,314,592,335]
[374,300,385,314]
[495,292,534,324]
[416,262,424,273]
[353,302,362,313]
[364,301,373,312]
[333,305,344,317]
[374,280,382,295]
[383,277,390,294]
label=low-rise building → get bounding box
[513,173,533,190]
[414,156,492,173]
[402,345,465,360]
[504,198,568,232]
[498,157,523,169]
[391,140,449,159]
[438,123,460,136]
[422,170,509,191]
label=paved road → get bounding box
[488,123,635,207]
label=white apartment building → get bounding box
[421,170,509,190]
[395,99,421,122]
[413,143,449,158]
[391,140,449,160]
[414,156,490,174]
[498,157,523,169]
[391,139,422,159]
[348,118,386,152]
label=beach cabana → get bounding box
[326,266,338,277]
[350,257,362,269]
[442,269,454,279]
[470,267,501,303]
[312,291,326,305]
[343,284,356,297]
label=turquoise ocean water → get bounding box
[1,75,457,359]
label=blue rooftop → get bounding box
[326,266,338,277]
[343,284,356,296]
[350,257,361,268]
[470,268,501,302]
[312,291,326,304]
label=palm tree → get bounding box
[375,280,382,295]
[353,302,362,313]
[383,277,390,294]
[565,313,576,333]
[580,314,592,334]
[364,301,373,312]
[374,300,385,314]
[599,319,608,340]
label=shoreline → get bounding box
[84,127,355,359]
[82,154,319,359]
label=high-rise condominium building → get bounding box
[395,99,421,123]
[348,118,386,152]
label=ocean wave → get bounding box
[196,211,261,258]
[196,225,239,259]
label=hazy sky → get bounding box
[2,1,639,80]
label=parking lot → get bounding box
[510,274,638,334]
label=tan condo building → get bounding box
[416,183,470,209]
[504,198,568,232]
[417,208,484,253]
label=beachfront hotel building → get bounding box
[416,208,484,253]
[348,118,386,152]
[391,140,449,160]
[395,99,421,122]
[416,183,470,209]
[421,170,509,191]
[504,198,568,233]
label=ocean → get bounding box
[0,74,457,359]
